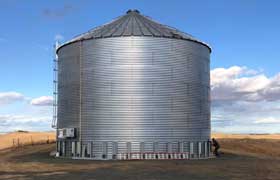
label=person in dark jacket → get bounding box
[212,138,220,156]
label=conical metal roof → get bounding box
[58,9,211,52]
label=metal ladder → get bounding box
[52,42,59,128]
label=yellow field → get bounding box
[212,132,280,139]
[1,131,279,151]
[0,131,56,150]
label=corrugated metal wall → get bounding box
[57,36,210,159]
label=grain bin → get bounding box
[55,9,211,160]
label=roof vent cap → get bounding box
[126,9,140,14]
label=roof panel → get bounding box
[122,15,133,36]
[113,15,131,36]
[134,16,152,36]
[131,16,142,36]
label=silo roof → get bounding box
[57,9,211,52]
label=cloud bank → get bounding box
[0,114,51,132]
[211,66,280,103]
[211,66,280,133]
[30,96,53,106]
[0,93,53,132]
[0,92,25,105]
[254,117,280,124]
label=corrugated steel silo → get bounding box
[55,10,211,160]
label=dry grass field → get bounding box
[0,131,55,150]
[212,132,280,139]
[212,133,280,159]
[0,132,279,180]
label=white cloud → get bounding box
[254,117,280,124]
[0,92,25,105]
[0,114,52,132]
[54,34,64,42]
[30,96,53,106]
[0,115,50,123]
[211,66,280,102]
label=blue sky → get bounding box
[0,0,279,133]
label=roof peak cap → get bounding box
[126,9,140,14]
